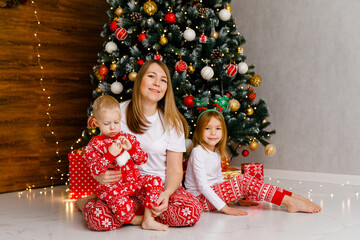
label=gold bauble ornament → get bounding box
[249,75,262,87]
[115,7,124,17]
[224,4,232,13]
[228,99,240,112]
[262,118,268,125]
[143,0,157,16]
[237,46,243,54]
[265,144,276,156]
[110,62,117,71]
[210,31,219,40]
[187,65,195,74]
[249,141,259,151]
[128,71,137,81]
[95,87,102,93]
[245,106,254,115]
[159,35,168,45]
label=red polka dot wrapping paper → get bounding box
[68,152,97,199]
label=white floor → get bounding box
[1,177,360,240]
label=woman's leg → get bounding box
[136,186,202,226]
[160,186,202,226]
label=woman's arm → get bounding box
[151,150,183,217]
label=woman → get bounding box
[76,60,202,231]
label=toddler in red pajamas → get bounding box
[85,95,168,231]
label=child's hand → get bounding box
[220,205,248,216]
[108,142,122,156]
[118,136,132,151]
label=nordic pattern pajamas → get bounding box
[85,132,163,224]
[82,186,202,231]
[197,173,293,212]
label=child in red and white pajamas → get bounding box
[84,95,168,231]
[185,110,321,216]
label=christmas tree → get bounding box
[83,0,276,165]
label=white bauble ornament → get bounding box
[200,66,214,80]
[105,41,118,53]
[185,139,193,152]
[219,9,231,21]
[237,62,249,74]
[183,28,196,41]
[111,81,123,94]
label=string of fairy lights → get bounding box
[20,1,68,194]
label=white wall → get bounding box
[230,0,360,175]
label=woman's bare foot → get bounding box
[142,218,169,231]
[74,194,97,211]
[282,194,321,213]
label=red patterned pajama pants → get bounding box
[82,186,202,231]
[98,175,163,224]
[197,173,292,212]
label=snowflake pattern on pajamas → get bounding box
[197,173,291,212]
[82,186,202,231]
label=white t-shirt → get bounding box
[120,100,186,183]
[184,145,226,211]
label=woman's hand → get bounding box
[151,191,170,217]
[220,205,248,216]
[91,167,122,185]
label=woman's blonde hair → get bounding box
[192,110,228,159]
[127,60,188,137]
[92,95,120,119]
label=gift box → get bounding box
[241,163,264,181]
[68,151,98,199]
[222,167,242,181]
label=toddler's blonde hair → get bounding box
[92,95,120,119]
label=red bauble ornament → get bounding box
[175,60,187,73]
[87,117,97,129]
[137,59,144,65]
[164,12,176,24]
[109,21,117,32]
[242,150,249,157]
[115,27,128,40]
[122,76,127,81]
[138,32,147,42]
[154,54,163,61]
[198,34,208,43]
[98,64,109,79]
[184,95,195,108]
[247,87,257,102]
[226,64,238,77]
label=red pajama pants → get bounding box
[99,175,163,224]
[197,174,292,212]
[82,186,202,231]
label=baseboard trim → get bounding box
[264,169,360,186]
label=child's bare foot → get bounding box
[74,194,97,212]
[282,194,321,213]
[142,219,169,231]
